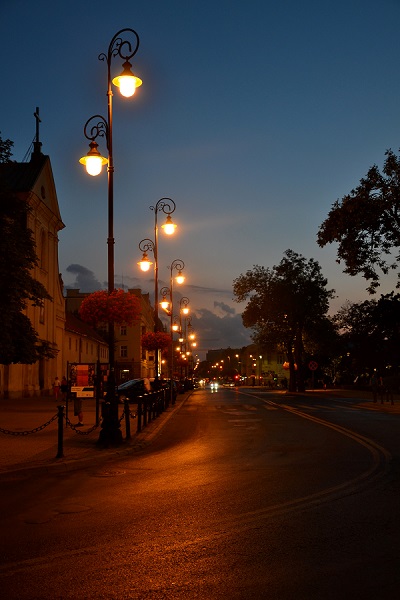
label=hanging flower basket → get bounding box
[141,331,172,352]
[79,289,141,327]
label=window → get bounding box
[39,305,45,324]
[40,230,47,270]
[120,325,127,336]
[120,345,128,358]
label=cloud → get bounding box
[64,265,148,294]
[63,265,253,358]
[65,264,105,293]
[175,308,253,356]
[214,301,236,316]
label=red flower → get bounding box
[79,289,141,327]
[141,331,172,351]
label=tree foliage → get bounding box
[233,250,336,391]
[0,132,13,163]
[141,331,172,352]
[317,149,400,293]
[78,289,141,327]
[0,152,55,364]
[333,293,400,379]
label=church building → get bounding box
[0,119,65,398]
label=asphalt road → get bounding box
[0,387,399,599]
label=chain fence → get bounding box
[0,413,59,436]
[0,389,167,461]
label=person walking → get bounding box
[74,395,84,427]
[370,372,379,403]
[60,377,68,402]
[53,377,61,400]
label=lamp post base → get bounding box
[97,403,123,447]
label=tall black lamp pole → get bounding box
[79,28,142,446]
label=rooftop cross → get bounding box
[33,107,42,155]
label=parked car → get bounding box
[160,379,178,402]
[116,378,152,403]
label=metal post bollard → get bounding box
[137,398,142,432]
[124,399,131,440]
[56,404,65,458]
[143,397,148,427]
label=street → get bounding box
[0,387,399,599]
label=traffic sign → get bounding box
[308,361,318,371]
[71,386,94,398]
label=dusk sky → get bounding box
[1,0,400,358]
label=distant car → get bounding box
[222,381,235,387]
[210,381,219,390]
[116,378,152,403]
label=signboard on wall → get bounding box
[69,363,96,398]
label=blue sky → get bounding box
[1,0,400,358]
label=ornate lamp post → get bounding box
[79,28,142,446]
[178,297,190,379]
[159,260,185,402]
[137,198,177,381]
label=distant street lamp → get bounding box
[159,259,185,401]
[79,28,142,446]
[179,297,190,378]
[137,199,177,380]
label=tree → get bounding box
[317,149,400,293]
[233,250,335,392]
[0,169,55,364]
[333,293,400,381]
[0,132,13,163]
[141,331,172,352]
[78,289,141,328]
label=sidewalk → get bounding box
[291,386,400,413]
[0,392,191,478]
[242,384,400,414]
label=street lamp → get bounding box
[178,297,190,379]
[79,28,142,446]
[137,198,177,381]
[159,260,185,403]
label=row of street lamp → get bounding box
[78,27,197,445]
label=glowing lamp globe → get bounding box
[160,299,170,310]
[112,61,143,98]
[138,252,153,272]
[162,214,177,235]
[175,271,185,285]
[79,141,108,176]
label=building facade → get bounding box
[0,144,65,398]
[205,344,288,386]
[0,131,155,398]
[65,288,155,383]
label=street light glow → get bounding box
[162,214,177,235]
[138,252,153,271]
[112,60,143,97]
[79,140,108,176]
